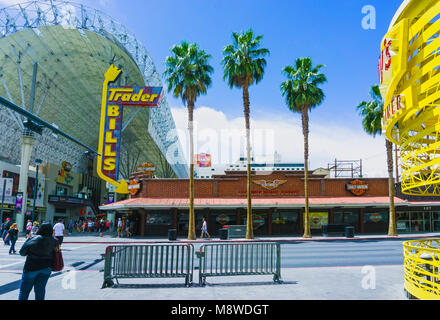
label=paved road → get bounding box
[0,237,410,300]
[0,238,406,273]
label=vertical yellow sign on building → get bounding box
[381,0,440,196]
[97,65,163,194]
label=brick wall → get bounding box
[132,171,389,199]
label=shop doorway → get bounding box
[334,211,360,233]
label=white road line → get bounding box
[0,261,23,269]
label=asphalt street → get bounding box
[0,238,406,273]
[0,236,414,300]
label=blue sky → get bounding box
[0,0,406,175]
[88,0,403,129]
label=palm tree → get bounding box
[163,41,213,240]
[357,85,397,237]
[221,29,270,240]
[281,57,327,238]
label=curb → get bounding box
[60,234,440,245]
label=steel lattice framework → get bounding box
[0,0,188,178]
[380,0,440,196]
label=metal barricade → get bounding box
[102,244,194,288]
[196,242,282,286]
[403,239,440,300]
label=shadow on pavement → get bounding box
[111,283,194,289]
[204,281,297,287]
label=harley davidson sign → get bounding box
[253,180,287,190]
[128,179,141,196]
[346,180,369,196]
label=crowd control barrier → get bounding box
[403,239,440,299]
[196,242,282,286]
[102,244,194,288]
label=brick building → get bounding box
[101,170,440,237]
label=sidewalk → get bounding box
[0,265,406,300]
[24,231,439,244]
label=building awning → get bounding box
[99,196,423,211]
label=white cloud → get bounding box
[171,106,388,178]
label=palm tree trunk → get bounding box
[188,102,196,240]
[386,139,397,237]
[243,84,254,240]
[302,106,311,238]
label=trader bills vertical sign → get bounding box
[97,65,163,194]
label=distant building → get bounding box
[194,153,305,179]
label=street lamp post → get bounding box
[32,159,43,224]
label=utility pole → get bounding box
[32,159,42,223]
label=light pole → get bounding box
[32,159,43,224]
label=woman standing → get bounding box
[5,223,18,254]
[18,223,58,300]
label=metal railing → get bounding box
[196,242,282,286]
[102,244,194,288]
[403,239,440,299]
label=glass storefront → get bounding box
[209,210,237,236]
[364,210,389,234]
[272,210,300,235]
[334,211,360,233]
[309,212,329,234]
[241,211,268,236]
[397,211,440,233]
[146,210,173,236]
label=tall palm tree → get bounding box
[221,29,269,240]
[281,57,327,238]
[357,85,397,237]
[163,41,213,240]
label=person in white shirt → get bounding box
[53,219,65,245]
[201,217,210,239]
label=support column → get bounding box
[17,134,34,232]
[173,208,178,230]
[140,209,146,237]
[107,211,116,232]
[299,209,304,235]
[268,208,273,236]
[360,208,365,234]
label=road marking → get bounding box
[0,262,23,269]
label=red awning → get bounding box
[99,196,419,211]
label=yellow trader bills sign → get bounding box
[97,65,163,194]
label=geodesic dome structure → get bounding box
[0,0,188,178]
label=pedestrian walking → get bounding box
[18,223,58,300]
[125,219,131,238]
[30,222,39,237]
[2,218,12,246]
[53,219,65,246]
[68,220,74,235]
[5,223,19,254]
[201,217,210,239]
[117,218,122,238]
[25,220,32,238]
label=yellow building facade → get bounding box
[381,0,440,196]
